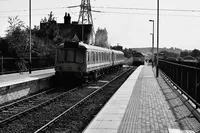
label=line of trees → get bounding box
[0,13,64,58]
[180,49,200,58]
[0,12,64,72]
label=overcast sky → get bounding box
[0,0,200,50]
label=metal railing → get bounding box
[0,56,55,75]
[159,59,200,107]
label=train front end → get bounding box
[55,42,87,79]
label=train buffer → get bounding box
[83,65,200,133]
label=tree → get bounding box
[159,51,179,59]
[0,37,10,56]
[111,45,123,51]
[180,50,190,57]
[95,28,110,48]
[39,11,63,45]
[6,16,25,36]
[122,48,136,58]
[5,16,29,58]
[191,49,200,58]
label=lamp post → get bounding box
[29,0,32,74]
[149,20,154,67]
[150,33,154,67]
[156,0,159,77]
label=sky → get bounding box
[0,0,200,50]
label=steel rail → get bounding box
[0,86,80,126]
[34,67,134,133]
[0,88,54,111]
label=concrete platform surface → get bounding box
[82,65,200,133]
[0,68,55,88]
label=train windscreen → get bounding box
[66,50,74,62]
[57,49,65,63]
[65,49,84,63]
[76,50,84,63]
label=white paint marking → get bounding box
[168,129,195,133]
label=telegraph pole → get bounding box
[156,0,159,77]
[29,0,32,74]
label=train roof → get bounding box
[58,42,123,53]
[79,42,111,52]
[132,52,144,57]
[111,49,124,55]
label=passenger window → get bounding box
[92,52,95,62]
[96,52,98,62]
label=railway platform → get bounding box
[0,68,55,87]
[0,68,55,105]
[83,65,200,133]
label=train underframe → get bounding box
[55,64,123,85]
[132,61,144,66]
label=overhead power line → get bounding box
[1,5,200,18]
[0,6,80,13]
[1,5,200,13]
[92,10,200,18]
[1,11,200,19]
[92,6,200,13]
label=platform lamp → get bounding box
[29,0,32,74]
[149,20,154,67]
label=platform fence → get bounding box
[0,56,55,75]
[159,59,200,107]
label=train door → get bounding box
[112,51,114,66]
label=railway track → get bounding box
[0,66,135,133]
[0,86,79,126]
[34,66,135,133]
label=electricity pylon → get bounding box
[78,0,93,25]
[78,0,94,44]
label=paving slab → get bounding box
[83,65,200,133]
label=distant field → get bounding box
[124,57,133,65]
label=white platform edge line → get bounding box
[82,66,144,133]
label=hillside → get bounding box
[131,47,182,55]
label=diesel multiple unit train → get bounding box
[55,41,124,81]
[132,52,145,66]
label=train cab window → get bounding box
[76,50,84,63]
[57,49,65,63]
[65,50,74,62]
